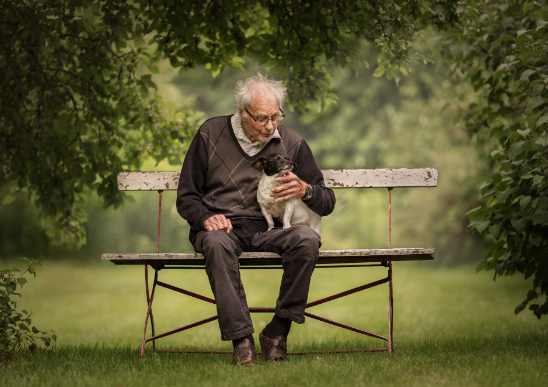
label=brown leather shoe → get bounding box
[231,339,257,366]
[259,330,288,362]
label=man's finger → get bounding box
[275,193,297,202]
[276,175,297,183]
[227,219,233,233]
[213,216,225,229]
[272,183,294,195]
[220,216,229,230]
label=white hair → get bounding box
[235,72,287,114]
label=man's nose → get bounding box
[265,119,274,131]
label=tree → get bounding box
[0,0,458,246]
[435,1,548,318]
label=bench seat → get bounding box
[102,248,434,266]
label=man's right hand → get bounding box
[204,214,233,233]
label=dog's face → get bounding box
[251,154,297,176]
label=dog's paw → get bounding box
[283,225,291,230]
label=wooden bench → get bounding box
[102,168,438,357]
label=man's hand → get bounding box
[271,172,307,202]
[204,214,233,233]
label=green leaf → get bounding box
[520,69,535,81]
[466,206,483,222]
[520,196,532,209]
[517,129,530,138]
[32,326,40,334]
[516,32,529,47]
[527,290,538,301]
[531,236,542,247]
[538,198,548,209]
[532,209,548,225]
[16,278,27,287]
[475,220,490,234]
[489,223,502,239]
[496,34,514,43]
[508,141,528,159]
[41,337,51,346]
[497,189,514,202]
[18,323,29,331]
[490,149,505,158]
[536,114,548,128]
[440,102,451,114]
[524,96,546,115]
[481,188,497,199]
[523,2,535,12]
[529,80,544,89]
[2,193,17,205]
[515,300,527,315]
[373,66,385,78]
[532,175,544,188]
[476,259,489,273]
[511,217,528,232]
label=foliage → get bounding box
[0,0,460,245]
[0,257,56,362]
[435,1,548,317]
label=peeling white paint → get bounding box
[117,169,438,191]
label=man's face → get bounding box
[239,96,280,143]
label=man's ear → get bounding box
[251,157,267,171]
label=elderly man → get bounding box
[176,73,335,365]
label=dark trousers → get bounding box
[192,224,321,341]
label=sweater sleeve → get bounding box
[292,139,336,217]
[176,131,215,231]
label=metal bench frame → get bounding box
[102,168,437,357]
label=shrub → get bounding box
[0,257,56,362]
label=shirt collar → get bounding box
[231,113,280,146]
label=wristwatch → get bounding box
[302,184,313,201]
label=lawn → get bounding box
[1,259,546,386]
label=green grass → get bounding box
[1,259,547,386]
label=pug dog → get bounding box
[251,154,321,234]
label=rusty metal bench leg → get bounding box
[387,187,394,355]
[141,189,164,357]
[388,259,394,355]
[141,263,158,357]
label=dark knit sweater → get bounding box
[176,115,336,242]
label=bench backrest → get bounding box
[116,169,438,191]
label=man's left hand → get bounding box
[271,172,307,202]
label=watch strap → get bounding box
[302,185,313,201]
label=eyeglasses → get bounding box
[245,107,285,126]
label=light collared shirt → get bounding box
[231,113,280,156]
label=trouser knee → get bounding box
[286,225,321,258]
[197,230,242,268]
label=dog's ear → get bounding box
[251,157,267,171]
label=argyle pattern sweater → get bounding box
[176,115,336,242]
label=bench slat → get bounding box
[102,248,434,265]
[116,168,438,191]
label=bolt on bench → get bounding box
[102,168,437,357]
